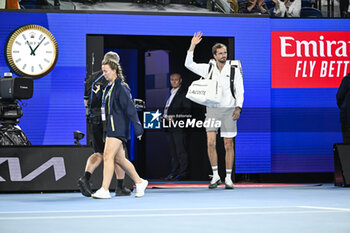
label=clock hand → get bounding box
[31,37,46,56]
[26,41,35,55]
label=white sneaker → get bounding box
[208,176,222,189]
[225,178,234,189]
[210,176,221,184]
[135,179,148,197]
[91,187,111,199]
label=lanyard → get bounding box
[102,81,115,114]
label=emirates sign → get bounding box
[271,31,350,88]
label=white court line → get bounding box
[0,210,343,220]
[298,206,350,212]
[0,206,300,214]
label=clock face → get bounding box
[6,25,58,79]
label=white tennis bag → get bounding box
[186,78,221,107]
[186,63,222,107]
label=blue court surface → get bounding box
[1,183,349,233]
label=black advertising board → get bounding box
[0,146,107,192]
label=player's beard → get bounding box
[218,57,227,64]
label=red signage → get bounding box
[271,31,350,88]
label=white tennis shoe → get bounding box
[135,179,148,197]
[225,178,234,189]
[91,187,111,199]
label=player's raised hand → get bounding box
[191,32,203,46]
[189,32,203,51]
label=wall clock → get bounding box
[5,24,58,79]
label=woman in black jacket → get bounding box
[92,55,147,199]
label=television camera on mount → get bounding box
[0,72,33,146]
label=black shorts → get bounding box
[88,118,129,157]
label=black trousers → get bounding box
[167,131,189,177]
[341,124,350,143]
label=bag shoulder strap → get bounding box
[229,60,238,99]
[207,63,214,80]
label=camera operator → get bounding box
[272,0,301,17]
